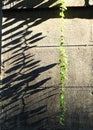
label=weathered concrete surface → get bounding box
[65,46,93,87]
[65,0,85,6]
[65,0,93,6]
[2,86,60,129]
[1,2,93,130]
[63,7,93,130]
[2,10,61,47]
[64,19,93,46]
[2,47,60,88]
[2,10,61,129]
[2,0,93,9]
[2,46,61,128]
[65,88,93,128]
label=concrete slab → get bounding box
[65,46,93,87]
[2,47,60,88]
[2,11,61,47]
[64,19,93,46]
[1,46,61,128]
[65,87,93,128]
[2,10,61,129]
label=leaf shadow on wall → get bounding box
[2,0,61,9]
[1,2,61,130]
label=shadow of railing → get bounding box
[65,6,93,19]
[1,1,61,130]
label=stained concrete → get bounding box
[1,1,93,130]
[1,10,61,129]
[65,46,93,87]
[65,88,93,128]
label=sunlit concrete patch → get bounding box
[89,0,93,5]
[65,46,93,87]
[64,19,93,46]
[65,0,93,6]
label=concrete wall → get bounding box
[64,6,93,129]
[2,0,93,8]
[2,5,61,130]
[1,0,93,130]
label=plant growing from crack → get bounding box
[59,0,67,124]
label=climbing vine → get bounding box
[59,0,67,124]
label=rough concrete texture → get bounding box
[65,88,93,128]
[65,0,93,6]
[65,46,93,87]
[2,10,61,47]
[1,2,93,130]
[63,8,93,129]
[1,11,61,129]
[64,19,93,46]
[2,47,60,88]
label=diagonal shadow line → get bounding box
[2,0,60,9]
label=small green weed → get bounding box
[59,0,67,125]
